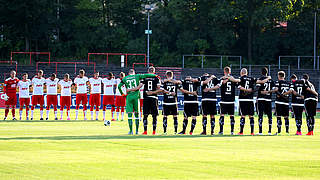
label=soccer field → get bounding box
[0,109,320,180]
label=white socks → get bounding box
[103,111,106,120]
[40,110,43,118]
[54,111,57,118]
[91,111,94,120]
[116,112,119,120]
[96,111,99,120]
[60,110,63,119]
[121,112,124,120]
[31,110,34,119]
[67,110,70,119]
[75,110,79,120]
[46,110,50,119]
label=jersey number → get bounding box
[244,81,250,89]
[167,86,175,92]
[127,79,137,89]
[226,82,232,92]
[264,83,271,91]
[147,81,153,91]
[297,87,302,95]
[188,84,194,96]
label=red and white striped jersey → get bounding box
[17,80,31,98]
[46,78,59,95]
[4,77,19,94]
[89,78,102,94]
[102,78,116,95]
[32,77,46,95]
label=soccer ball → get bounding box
[104,120,111,126]
[1,94,9,101]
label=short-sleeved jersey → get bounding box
[102,78,116,95]
[58,80,73,96]
[274,80,291,104]
[4,77,19,94]
[46,78,59,95]
[115,78,126,96]
[290,80,305,105]
[220,78,237,102]
[74,76,88,94]
[17,80,31,98]
[161,80,181,105]
[199,76,221,101]
[238,75,256,100]
[32,77,46,95]
[89,78,102,94]
[180,79,200,103]
[118,74,157,98]
[303,81,318,101]
[141,76,161,99]
[256,76,275,101]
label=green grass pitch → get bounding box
[0,109,320,180]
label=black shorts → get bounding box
[292,105,304,120]
[143,98,158,115]
[201,101,217,115]
[163,104,178,116]
[275,103,289,117]
[256,100,272,117]
[220,103,234,115]
[305,100,317,117]
[239,101,254,116]
[184,103,199,117]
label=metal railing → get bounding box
[36,61,96,75]
[182,54,242,69]
[10,51,51,65]
[278,56,320,70]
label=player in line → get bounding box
[31,70,46,120]
[118,69,157,135]
[58,73,73,120]
[160,71,180,134]
[74,70,89,120]
[256,67,275,135]
[102,72,117,124]
[17,73,30,120]
[115,72,126,121]
[199,73,221,135]
[178,76,200,135]
[89,72,102,120]
[3,70,19,120]
[46,73,59,120]
[140,67,161,135]
[302,74,318,135]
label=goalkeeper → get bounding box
[118,69,157,135]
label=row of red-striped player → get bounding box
[2,70,143,123]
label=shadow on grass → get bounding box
[0,134,281,141]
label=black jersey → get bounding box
[220,77,237,102]
[256,76,275,101]
[161,80,181,105]
[303,81,318,101]
[199,75,221,101]
[180,79,200,103]
[290,80,305,105]
[141,76,160,99]
[274,80,291,104]
[238,75,256,99]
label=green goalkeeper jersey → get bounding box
[118,73,157,98]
